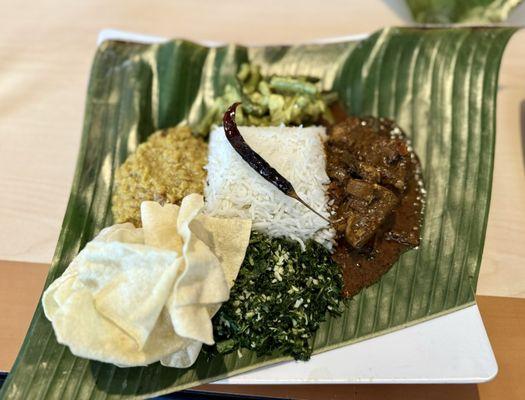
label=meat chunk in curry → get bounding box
[325,116,424,297]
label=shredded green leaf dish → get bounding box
[195,63,337,135]
[213,233,344,361]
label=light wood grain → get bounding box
[0,1,524,299]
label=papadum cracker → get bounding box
[43,194,251,368]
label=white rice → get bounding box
[204,125,334,249]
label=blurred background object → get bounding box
[406,0,523,23]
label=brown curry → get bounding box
[325,116,424,298]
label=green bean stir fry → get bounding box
[195,63,337,135]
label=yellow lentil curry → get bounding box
[112,126,208,226]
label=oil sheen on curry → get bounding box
[325,116,424,298]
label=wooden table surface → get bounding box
[0,1,524,399]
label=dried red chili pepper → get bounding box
[223,102,329,223]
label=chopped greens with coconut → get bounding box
[212,233,344,361]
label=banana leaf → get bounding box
[406,0,523,23]
[0,26,517,400]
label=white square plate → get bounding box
[97,29,498,385]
